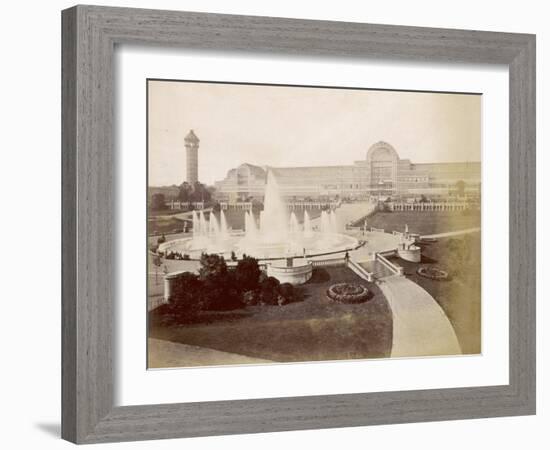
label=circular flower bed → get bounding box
[327,283,370,304]
[417,266,449,281]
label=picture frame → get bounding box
[61,4,536,444]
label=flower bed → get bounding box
[326,283,370,304]
[417,266,449,280]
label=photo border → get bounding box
[62,5,535,443]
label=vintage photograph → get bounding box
[147,79,482,368]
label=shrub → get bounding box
[278,283,295,303]
[201,269,242,311]
[259,276,281,305]
[258,272,268,284]
[199,253,227,280]
[169,272,205,319]
[235,256,262,292]
[157,234,166,245]
[242,289,260,306]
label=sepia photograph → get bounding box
[147,79,482,368]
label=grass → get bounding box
[148,216,188,235]
[389,232,481,354]
[149,266,392,364]
[148,208,191,217]
[366,210,480,236]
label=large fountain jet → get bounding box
[289,211,300,234]
[259,170,289,243]
[244,211,258,240]
[320,210,330,234]
[220,210,229,239]
[303,210,313,238]
[329,210,338,233]
[199,210,208,236]
[192,211,199,237]
[208,213,220,237]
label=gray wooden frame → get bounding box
[61,4,536,444]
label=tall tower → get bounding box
[184,129,199,184]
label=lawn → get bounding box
[365,210,480,236]
[389,232,481,354]
[148,216,189,235]
[148,208,190,217]
[149,266,392,364]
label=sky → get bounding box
[148,80,481,186]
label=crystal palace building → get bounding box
[214,141,481,202]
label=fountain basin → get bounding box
[397,244,421,262]
[266,258,312,285]
[158,231,359,260]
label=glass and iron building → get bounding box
[214,141,481,202]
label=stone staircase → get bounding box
[359,259,396,279]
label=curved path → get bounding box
[378,276,462,357]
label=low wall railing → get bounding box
[311,257,346,267]
[148,296,168,312]
[389,201,469,212]
[375,252,403,276]
[346,259,374,282]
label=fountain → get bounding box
[303,211,313,238]
[158,170,358,266]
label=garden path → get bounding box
[378,276,462,357]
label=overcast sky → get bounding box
[148,80,481,186]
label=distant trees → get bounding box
[178,181,213,203]
[178,182,192,202]
[151,193,166,210]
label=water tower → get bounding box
[184,129,199,184]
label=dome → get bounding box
[366,141,399,162]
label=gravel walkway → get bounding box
[378,276,462,357]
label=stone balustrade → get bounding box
[389,201,469,212]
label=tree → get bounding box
[198,253,227,280]
[198,253,241,310]
[189,181,212,203]
[151,193,166,210]
[419,194,428,203]
[235,256,261,292]
[178,182,192,202]
[259,276,281,305]
[278,283,295,304]
[169,272,205,319]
